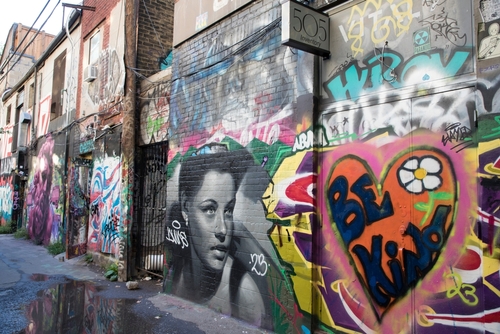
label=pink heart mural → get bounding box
[325,148,457,318]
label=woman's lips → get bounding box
[212,245,228,258]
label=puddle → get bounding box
[21,274,153,334]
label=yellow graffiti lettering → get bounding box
[391,1,414,35]
[347,20,364,57]
[445,273,478,306]
[346,0,415,56]
[372,16,397,44]
[416,305,436,327]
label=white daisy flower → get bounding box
[397,156,442,194]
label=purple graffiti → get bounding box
[27,136,59,245]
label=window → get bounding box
[12,106,21,151]
[6,104,11,124]
[16,88,24,108]
[12,88,24,151]
[89,31,101,65]
[28,82,35,109]
[51,50,67,119]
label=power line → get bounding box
[0,0,61,84]
[0,0,53,76]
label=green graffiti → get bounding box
[147,116,163,137]
[481,115,500,140]
[415,191,454,226]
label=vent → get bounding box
[84,66,97,82]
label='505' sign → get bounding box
[282,1,330,57]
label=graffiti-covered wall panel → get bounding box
[67,158,92,258]
[159,0,500,333]
[324,0,474,105]
[87,133,122,255]
[26,134,66,245]
[0,158,15,226]
[168,3,314,158]
[306,0,499,332]
[139,69,171,146]
[78,2,125,128]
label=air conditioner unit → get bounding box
[84,66,97,82]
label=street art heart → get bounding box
[326,149,457,318]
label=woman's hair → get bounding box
[178,146,253,204]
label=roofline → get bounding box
[2,10,81,102]
[0,24,18,67]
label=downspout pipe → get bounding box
[120,0,139,281]
[61,10,78,255]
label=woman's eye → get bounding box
[203,207,216,215]
[224,208,233,217]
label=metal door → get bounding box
[136,142,168,277]
[66,158,92,259]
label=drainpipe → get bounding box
[120,0,139,282]
[61,10,77,258]
[24,65,38,229]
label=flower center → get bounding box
[414,168,427,180]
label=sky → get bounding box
[0,0,82,48]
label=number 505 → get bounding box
[292,7,328,42]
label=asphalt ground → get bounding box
[0,234,274,334]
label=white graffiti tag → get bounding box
[250,253,268,276]
[166,220,189,249]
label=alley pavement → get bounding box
[0,234,274,334]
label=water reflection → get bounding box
[24,274,141,334]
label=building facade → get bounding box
[152,0,500,332]
[0,0,498,332]
[0,0,175,282]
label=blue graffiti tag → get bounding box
[324,49,471,102]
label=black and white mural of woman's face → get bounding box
[182,170,236,273]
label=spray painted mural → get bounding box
[84,49,125,107]
[163,3,314,330]
[87,134,122,255]
[160,0,500,332]
[0,174,14,226]
[168,5,312,155]
[0,157,16,226]
[165,143,296,330]
[26,135,65,246]
[139,74,171,146]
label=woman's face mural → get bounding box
[182,170,235,273]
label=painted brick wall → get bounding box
[163,0,315,331]
[138,68,171,146]
[137,0,174,72]
[72,0,126,263]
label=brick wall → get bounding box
[137,0,174,72]
[81,0,120,39]
[163,0,314,331]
